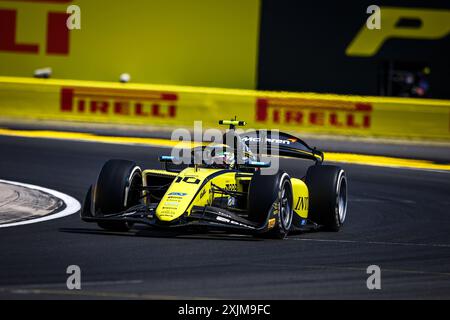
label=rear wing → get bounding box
[239,130,324,163]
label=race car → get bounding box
[80,119,347,239]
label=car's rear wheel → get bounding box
[248,171,293,239]
[93,159,142,232]
[305,165,347,231]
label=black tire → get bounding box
[248,171,293,239]
[305,165,347,231]
[93,159,142,232]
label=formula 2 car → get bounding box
[80,119,348,239]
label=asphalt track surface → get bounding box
[0,135,449,299]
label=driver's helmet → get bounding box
[211,148,235,169]
[222,131,256,165]
[203,142,256,168]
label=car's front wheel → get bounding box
[248,171,293,239]
[92,159,142,232]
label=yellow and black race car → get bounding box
[80,120,347,239]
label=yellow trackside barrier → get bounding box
[0,76,449,140]
[0,0,259,89]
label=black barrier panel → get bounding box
[1,300,446,318]
[257,0,450,99]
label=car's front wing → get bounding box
[81,203,274,234]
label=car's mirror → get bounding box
[242,160,271,168]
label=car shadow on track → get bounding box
[58,226,267,242]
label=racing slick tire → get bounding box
[93,159,142,232]
[305,165,347,231]
[248,171,293,239]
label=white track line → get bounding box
[0,179,80,228]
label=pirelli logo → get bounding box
[60,87,177,118]
[256,98,372,129]
[0,0,72,56]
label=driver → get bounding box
[211,150,235,169]
[207,145,255,169]
[201,132,257,169]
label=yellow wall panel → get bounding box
[0,0,260,89]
